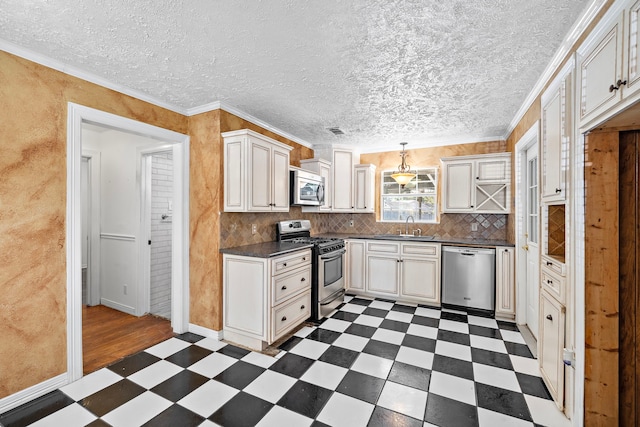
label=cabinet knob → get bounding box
[476,177,479,180]
[301,277,306,282]
[283,263,287,267]
[300,305,305,310]
[281,316,287,322]
[302,257,306,261]
[609,80,627,92]
[470,205,474,208]
[546,261,553,266]
[547,280,553,284]
[546,314,553,321]
[281,285,287,290]
[555,188,561,193]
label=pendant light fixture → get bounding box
[390,142,416,188]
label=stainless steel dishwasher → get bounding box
[442,246,496,312]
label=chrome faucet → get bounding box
[405,215,414,235]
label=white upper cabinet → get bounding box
[441,153,511,214]
[541,58,573,202]
[625,0,640,99]
[332,148,356,212]
[222,129,293,212]
[354,164,376,213]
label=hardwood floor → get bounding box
[82,305,174,374]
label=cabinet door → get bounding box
[495,247,515,318]
[542,85,564,201]
[271,147,290,211]
[248,140,272,211]
[332,149,354,211]
[224,139,246,211]
[223,256,267,340]
[366,255,399,296]
[400,257,439,304]
[443,161,474,212]
[346,240,366,291]
[476,158,509,182]
[539,289,566,410]
[578,15,624,126]
[354,165,375,213]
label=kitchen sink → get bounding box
[376,234,435,241]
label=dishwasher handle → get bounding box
[442,246,495,256]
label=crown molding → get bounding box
[357,135,505,154]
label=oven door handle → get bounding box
[320,289,346,306]
[320,249,346,260]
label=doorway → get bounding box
[66,103,190,382]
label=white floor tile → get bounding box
[501,330,527,344]
[510,355,542,377]
[317,392,375,427]
[198,421,220,427]
[429,372,476,406]
[289,338,330,359]
[414,307,441,319]
[377,381,428,420]
[371,328,405,345]
[438,319,470,334]
[470,335,508,354]
[467,315,499,329]
[145,338,190,358]
[195,337,228,352]
[244,370,297,403]
[332,333,369,352]
[341,303,367,314]
[300,361,349,390]
[524,395,571,427]
[178,380,238,417]
[351,353,394,379]
[30,403,97,427]
[354,314,384,327]
[102,391,172,427]
[343,295,354,303]
[396,346,434,370]
[434,340,472,362]
[369,300,394,310]
[385,311,414,323]
[256,406,314,427]
[187,352,238,378]
[241,351,277,368]
[294,326,316,338]
[60,368,122,400]
[128,360,184,389]
[477,407,534,427]
[473,363,521,392]
[407,324,438,339]
[319,318,352,333]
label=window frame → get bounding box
[379,166,439,224]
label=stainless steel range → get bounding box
[276,220,345,321]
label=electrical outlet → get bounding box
[123,284,127,295]
[471,223,478,232]
[251,224,257,234]
[349,219,354,227]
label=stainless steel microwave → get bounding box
[290,169,325,206]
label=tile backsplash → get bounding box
[220,208,508,248]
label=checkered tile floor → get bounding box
[0,295,571,427]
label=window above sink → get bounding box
[380,167,438,223]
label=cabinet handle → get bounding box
[546,261,553,266]
[555,188,561,193]
[609,79,627,92]
[300,305,305,310]
[300,277,306,282]
[281,285,287,290]
[281,316,287,322]
[283,263,287,267]
[546,314,553,321]
[547,280,553,284]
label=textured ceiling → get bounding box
[0,0,591,150]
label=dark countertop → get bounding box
[220,241,314,258]
[314,233,515,248]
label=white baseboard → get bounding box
[100,298,135,315]
[0,373,68,415]
[188,323,222,340]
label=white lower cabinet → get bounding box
[539,288,566,410]
[495,246,516,320]
[400,257,439,303]
[366,253,400,296]
[346,240,366,291]
[223,249,312,351]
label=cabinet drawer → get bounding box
[272,249,312,275]
[401,242,440,257]
[541,267,565,304]
[272,265,311,305]
[272,290,311,341]
[367,241,400,254]
[542,255,566,277]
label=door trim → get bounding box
[515,121,539,326]
[66,102,190,382]
[81,150,101,306]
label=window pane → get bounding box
[381,167,438,223]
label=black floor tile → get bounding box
[401,334,436,353]
[349,298,373,306]
[80,379,145,417]
[391,304,416,314]
[432,354,474,381]
[165,345,212,368]
[388,361,431,391]
[0,390,74,427]
[151,370,209,402]
[331,311,360,322]
[107,351,161,377]
[217,344,251,359]
[411,315,440,328]
[424,392,479,427]
[367,405,422,427]
[345,323,377,338]
[363,339,400,360]
[469,324,503,340]
[209,391,273,427]
[213,361,265,390]
[471,348,514,371]
[312,420,332,427]
[85,419,111,427]
[379,319,410,333]
[497,321,520,331]
[437,329,471,346]
[318,345,360,369]
[306,328,342,344]
[440,311,468,323]
[363,307,389,318]
[278,335,303,351]
[517,372,553,400]
[142,403,204,427]
[269,353,315,378]
[336,370,385,404]
[277,380,333,419]
[476,382,532,421]
[176,332,205,343]
[505,342,534,358]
